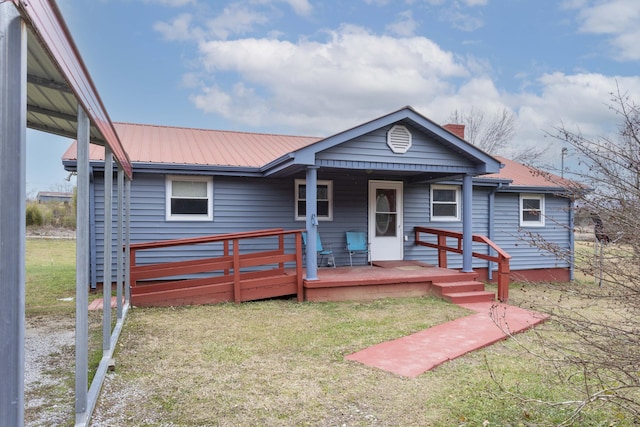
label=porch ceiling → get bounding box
[8,0,132,177]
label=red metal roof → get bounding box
[488,156,570,188]
[63,123,321,168]
[62,122,567,189]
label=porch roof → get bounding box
[264,106,502,178]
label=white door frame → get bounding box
[368,180,404,261]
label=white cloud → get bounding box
[251,0,313,16]
[190,25,470,134]
[363,0,391,5]
[510,72,640,166]
[282,0,313,16]
[440,8,484,32]
[144,0,196,6]
[205,4,269,40]
[155,1,640,170]
[386,10,419,37]
[154,13,201,41]
[573,0,640,61]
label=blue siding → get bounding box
[492,192,571,271]
[92,171,572,282]
[316,124,475,169]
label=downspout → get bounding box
[487,182,503,281]
[305,166,319,280]
[461,174,473,272]
[569,198,575,281]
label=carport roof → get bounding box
[4,0,132,178]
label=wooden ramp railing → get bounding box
[129,228,304,306]
[414,226,512,302]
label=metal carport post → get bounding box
[0,3,27,425]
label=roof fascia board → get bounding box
[14,0,132,179]
[63,159,264,177]
[496,186,570,194]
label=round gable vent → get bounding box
[387,124,412,154]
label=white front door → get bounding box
[368,180,404,261]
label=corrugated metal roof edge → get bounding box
[62,159,267,177]
[114,121,322,140]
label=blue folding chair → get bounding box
[346,230,371,267]
[302,231,335,268]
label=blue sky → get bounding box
[26,0,640,194]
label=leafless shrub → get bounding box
[504,86,640,422]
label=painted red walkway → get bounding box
[88,297,120,311]
[345,302,549,377]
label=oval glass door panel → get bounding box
[375,189,397,236]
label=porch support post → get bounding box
[75,106,91,421]
[461,174,473,272]
[0,4,26,424]
[305,166,319,280]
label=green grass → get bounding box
[26,238,77,314]
[24,239,637,426]
[95,294,634,426]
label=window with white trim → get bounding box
[520,194,545,227]
[166,175,213,221]
[295,179,333,221]
[430,184,460,221]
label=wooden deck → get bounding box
[128,229,506,307]
[303,261,494,303]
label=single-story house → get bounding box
[62,106,575,297]
[36,191,73,204]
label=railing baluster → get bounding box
[233,238,241,303]
[438,235,448,268]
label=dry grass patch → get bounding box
[91,295,628,426]
[94,298,473,426]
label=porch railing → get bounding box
[414,226,512,302]
[129,228,304,304]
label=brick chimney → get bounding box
[443,124,465,140]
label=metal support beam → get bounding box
[103,147,113,352]
[116,167,124,319]
[75,106,90,423]
[27,73,73,93]
[461,174,473,272]
[305,166,319,280]
[125,178,131,303]
[0,4,26,424]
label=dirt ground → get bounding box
[25,315,76,426]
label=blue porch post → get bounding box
[462,174,473,272]
[305,166,319,280]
